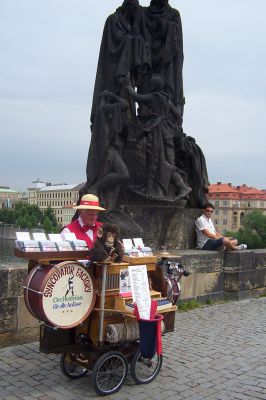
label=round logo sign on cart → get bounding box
[24,261,96,329]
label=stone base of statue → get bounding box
[99,196,202,250]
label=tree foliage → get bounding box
[0,203,59,233]
[226,210,266,249]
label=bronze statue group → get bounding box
[85,0,209,210]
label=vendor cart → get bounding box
[14,248,177,395]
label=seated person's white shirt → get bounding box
[195,214,216,249]
[61,216,94,241]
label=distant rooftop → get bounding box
[209,183,239,194]
[28,179,84,192]
[28,179,46,190]
[209,182,266,200]
[0,187,18,193]
[39,184,78,192]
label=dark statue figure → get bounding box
[84,0,209,217]
[127,75,191,200]
[85,90,130,209]
[141,0,185,113]
[90,0,150,123]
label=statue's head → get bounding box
[150,0,168,8]
[122,0,139,10]
[150,75,164,92]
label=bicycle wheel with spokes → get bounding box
[92,350,128,395]
[164,276,181,305]
[60,352,89,379]
[131,349,162,384]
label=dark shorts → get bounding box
[202,238,224,250]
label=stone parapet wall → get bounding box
[1,250,266,348]
[223,250,266,299]
[0,225,17,240]
[178,250,224,301]
[0,262,39,347]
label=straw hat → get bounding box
[73,194,105,211]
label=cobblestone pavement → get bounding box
[0,298,265,400]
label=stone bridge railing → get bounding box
[1,250,266,348]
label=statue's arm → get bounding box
[169,101,182,120]
[127,85,152,104]
[100,90,129,111]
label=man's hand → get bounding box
[202,228,221,240]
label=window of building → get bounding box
[223,219,227,225]
[223,200,228,206]
[248,201,251,207]
[214,219,219,225]
[215,200,219,206]
[215,209,219,215]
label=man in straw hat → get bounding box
[61,194,105,249]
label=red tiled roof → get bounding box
[208,182,266,200]
[209,183,239,193]
[242,189,263,195]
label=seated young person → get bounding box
[61,193,105,249]
[195,203,247,251]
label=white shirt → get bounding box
[61,216,94,241]
[195,214,216,249]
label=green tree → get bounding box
[226,210,266,249]
[0,203,59,232]
[43,208,59,233]
[0,208,16,224]
[43,216,53,233]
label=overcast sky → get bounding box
[1,0,266,192]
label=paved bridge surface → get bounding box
[0,298,265,400]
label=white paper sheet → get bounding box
[16,232,31,241]
[48,233,63,242]
[133,238,144,249]
[119,268,131,295]
[61,232,77,241]
[128,265,151,320]
[122,238,133,252]
[32,232,47,241]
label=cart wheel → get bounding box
[92,351,128,395]
[60,352,88,379]
[131,349,162,384]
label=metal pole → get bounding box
[98,263,107,343]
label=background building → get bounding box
[0,186,25,209]
[27,179,84,226]
[208,182,266,233]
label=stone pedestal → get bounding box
[100,205,202,250]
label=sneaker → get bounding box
[236,244,247,250]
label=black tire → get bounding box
[131,349,162,384]
[60,352,88,379]
[92,351,128,395]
